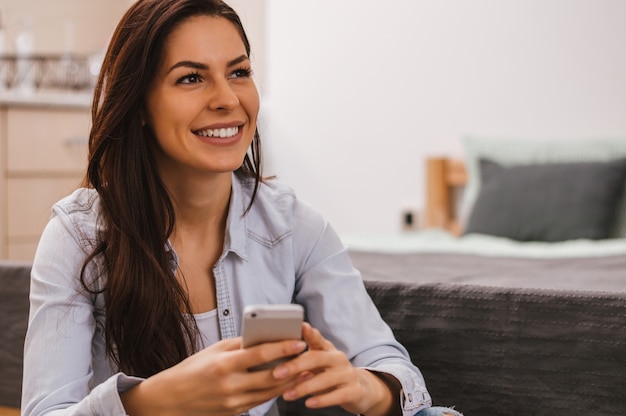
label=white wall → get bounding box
[226,0,267,91]
[252,0,626,235]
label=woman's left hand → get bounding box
[273,323,400,416]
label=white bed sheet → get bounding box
[341,228,626,258]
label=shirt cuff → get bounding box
[87,372,144,415]
[363,363,432,415]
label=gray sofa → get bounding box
[0,261,31,411]
[3,260,626,415]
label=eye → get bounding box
[177,72,202,84]
[229,67,253,79]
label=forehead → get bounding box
[161,15,247,64]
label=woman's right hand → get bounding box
[120,336,308,416]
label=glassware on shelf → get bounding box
[0,54,94,92]
[0,10,7,91]
[14,17,36,95]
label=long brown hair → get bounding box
[81,0,262,377]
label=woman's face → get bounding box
[145,15,259,180]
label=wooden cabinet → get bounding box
[0,104,90,261]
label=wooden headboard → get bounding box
[0,406,19,416]
[424,157,467,235]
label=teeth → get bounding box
[196,126,239,138]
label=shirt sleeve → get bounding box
[21,210,142,416]
[290,200,432,415]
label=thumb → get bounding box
[301,322,332,351]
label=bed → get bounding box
[340,137,626,415]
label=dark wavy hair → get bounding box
[81,0,262,377]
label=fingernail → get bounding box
[305,397,319,408]
[293,340,306,351]
[283,389,297,400]
[300,371,314,381]
[273,365,288,379]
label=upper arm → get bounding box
[22,213,101,415]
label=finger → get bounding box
[297,370,316,382]
[272,347,346,383]
[239,339,307,372]
[209,336,243,351]
[219,377,303,415]
[279,348,358,403]
[301,323,333,351]
[297,368,361,409]
[283,372,349,405]
[203,353,305,408]
[282,369,340,401]
[304,385,357,410]
[192,337,243,363]
[234,369,298,394]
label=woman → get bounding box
[22,0,461,415]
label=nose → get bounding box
[208,78,240,111]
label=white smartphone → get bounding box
[241,304,304,370]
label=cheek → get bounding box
[144,87,181,130]
[240,81,260,121]
[245,93,261,126]
[146,117,170,149]
[144,102,179,152]
[145,99,182,141]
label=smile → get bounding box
[194,126,240,138]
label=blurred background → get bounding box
[257,0,626,236]
[0,0,625,261]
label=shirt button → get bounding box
[223,309,230,316]
[407,393,413,402]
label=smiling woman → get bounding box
[19,1,460,416]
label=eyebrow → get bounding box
[166,55,249,74]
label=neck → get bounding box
[165,172,232,244]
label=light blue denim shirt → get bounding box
[22,174,431,416]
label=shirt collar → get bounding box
[223,172,249,261]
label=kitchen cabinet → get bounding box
[0,101,90,261]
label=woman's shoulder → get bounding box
[244,176,322,215]
[235,175,327,236]
[258,177,298,202]
[235,174,297,207]
[50,187,102,243]
[54,187,101,216]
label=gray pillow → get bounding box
[464,158,626,242]
[460,137,626,238]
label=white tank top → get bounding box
[193,309,220,348]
